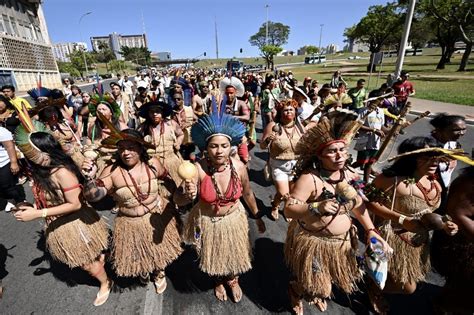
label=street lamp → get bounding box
[318,24,324,63]
[79,12,92,78]
[265,4,270,45]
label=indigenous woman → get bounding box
[82,129,183,294]
[139,101,184,187]
[0,95,20,134]
[86,94,128,176]
[365,136,459,313]
[28,88,84,167]
[260,99,304,221]
[175,108,266,303]
[434,166,474,313]
[283,109,390,314]
[13,121,111,306]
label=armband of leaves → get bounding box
[364,184,391,204]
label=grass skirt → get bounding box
[112,206,183,277]
[284,220,362,299]
[183,201,252,277]
[379,223,430,285]
[45,208,109,268]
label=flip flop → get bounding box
[93,281,113,307]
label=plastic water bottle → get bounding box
[369,237,387,262]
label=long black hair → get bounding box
[382,136,439,177]
[38,106,64,123]
[29,132,84,200]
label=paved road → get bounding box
[0,113,473,314]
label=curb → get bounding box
[409,110,474,126]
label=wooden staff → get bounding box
[374,101,412,163]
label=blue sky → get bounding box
[43,0,388,59]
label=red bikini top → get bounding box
[199,167,242,212]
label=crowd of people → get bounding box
[0,66,472,314]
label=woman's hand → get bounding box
[256,218,266,233]
[10,161,19,175]
[367,230,393,255]
[184,179,197,200]
[14,206,40,222]
[317,199,339,216]
[402,217,424,233]
[81,158,97,178]
[442,220,458,236]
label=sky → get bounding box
[43,0,388,59]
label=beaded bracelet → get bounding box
[365,227,380,238]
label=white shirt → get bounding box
[0,127,13,168]
[355,107,385,151]
[122,80,134,95]
[298,101,318,122]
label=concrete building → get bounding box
[345,39,370,53]
[52,42,87,62]
[154,52,171,61]
[326,44,339,54]
[0,0,62,91]
[90,32,147,60]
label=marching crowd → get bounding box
[0,66,472,314]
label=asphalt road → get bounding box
[0,111,473,314]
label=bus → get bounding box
[226,60,244,73]
[304,55,326,64]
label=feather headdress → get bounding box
[28,88,67,116]
[14,104,51,166]
[293,109,362,176]
[88,93,121,119]
[97,112,155,150]
[219,76,245,97]
[191,97,246,151]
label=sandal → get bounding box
[214,281,227,302]
[288,284,303,315]
[93,280,113,307]
[153,271,167,294]
[226,277,243,303]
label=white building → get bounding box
[0,0,62,91]
[326,43,339,54]
[52,42,87,62]
[90,32,147,60]
[345,39,370,53]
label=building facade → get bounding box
[344,39,370,53]
[52,42,87,62]
[90,32,147,60]
[0,0,62,90]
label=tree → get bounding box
[305,45,320,55]
[422,0,472,71]
[57,61,80,77]
[345,2,404,71]
[108,60,126,74]
[92,42,116,63]
[119,46,152,66]
[67,49,96,77]
[249,21,290,69]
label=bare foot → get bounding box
[226,277,242,303]
[310,297,327,312]
[288,284,303,315]
[214,283,227,302]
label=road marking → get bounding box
[143,282,163,315]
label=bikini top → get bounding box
[199,166,242,212]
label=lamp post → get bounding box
[394,0,416,80]
[318,24,324,63]
[79,12,92,79]
[265,4,270,45]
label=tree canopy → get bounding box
[249,21,290,69]
[119,46,152,66]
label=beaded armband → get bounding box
[287,196,306,206]
[363,183,391,205]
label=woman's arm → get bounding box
[260,121,275,150]
[238,160,265,232]
[82,161,114,202]
[2,140,19,175]
[366,175,423,232]
[15,168,82,221]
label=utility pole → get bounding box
[318,24,324,56]
[265,4,270,45]
[79,12,92,78]
[215,16,219,59]
[394,0,416,80]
